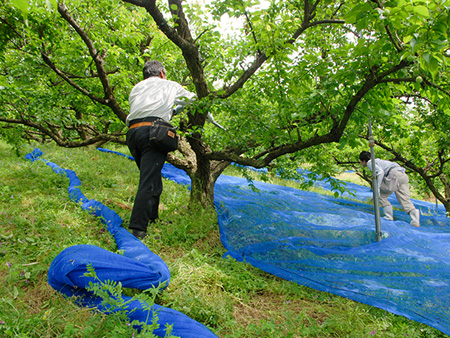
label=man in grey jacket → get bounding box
[359,151,420,227]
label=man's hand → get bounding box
[173,105,185,115]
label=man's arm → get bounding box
[174,85,197,107]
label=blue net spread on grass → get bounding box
[27,147,450,336]
[213,175,450,335]
[25,148,218,338]
[97,148,450,335]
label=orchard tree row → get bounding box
[1,0,449,213]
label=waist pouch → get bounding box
[149,121,178,153]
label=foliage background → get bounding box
[2,0,450,209]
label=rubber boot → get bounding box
[382,205,394,221]
[409,209,420,227]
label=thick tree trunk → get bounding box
[188,157,230,208]
[438,174,450,215]
[189,164,215,208]
[441,200,450,215]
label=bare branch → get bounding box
[0,116,126,147]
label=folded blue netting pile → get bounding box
[25,148,218,338]
[27,147,450,336]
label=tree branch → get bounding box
[219,11,345,98]
[378,75,450,100]
[56,3,128,122]
[371,0,403,52]
[40,51,106,104]
[207,59,411,167]
[0,15,26,50]
[243,9,260,53]
[0,116,125,147]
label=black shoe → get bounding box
[132,229,147,239]
[150,219,172,225]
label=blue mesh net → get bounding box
[114,148,450,335]
[214,171,450,336]
[214,174,450,335]
[26,147,450,336]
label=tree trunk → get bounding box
[439,174,450,215]
[188,157,230,208]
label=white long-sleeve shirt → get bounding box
[367,159,405,191]
[126,77,196,126]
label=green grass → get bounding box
[0,140,448,338]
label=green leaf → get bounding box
[403,35,413,44]
[422,53,431,63]
[344,3,372,24]
[0,75,7,87]
[11,0,29,16]
[46,0,57,9]
[413,5,429,17]
[170,4,178,11]
[428,55,440,79]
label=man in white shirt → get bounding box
[126,60,196,239]
[359,151,420,227]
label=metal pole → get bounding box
[368,119,382,242]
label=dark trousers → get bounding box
[126,124,167,232]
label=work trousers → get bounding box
[379,171,416,214]
[126,123,167,232]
